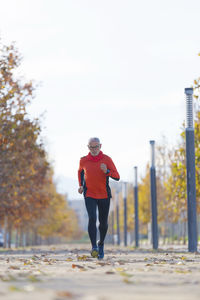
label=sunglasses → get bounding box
[88,145,100,149]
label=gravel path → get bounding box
[0,244,199,300]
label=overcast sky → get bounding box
[0,0,200,192]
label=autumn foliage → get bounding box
[110,57,200,243]
[0,41,80,247]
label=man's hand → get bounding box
[78,186,83,194]
[100,163,107,174]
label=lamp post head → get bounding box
[134,166,138,187]
[149,140,155,168]
[185,88,194,129]
[185,88,193,95]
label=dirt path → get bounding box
[0,244,199,300]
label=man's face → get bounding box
[88,141,101,156]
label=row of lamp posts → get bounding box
[113,88,197,252]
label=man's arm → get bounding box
[101,157,120,181]
[78,159,84,194]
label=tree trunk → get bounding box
[25,229,31,247]
[19,227,24,247]
[15,229,19,248]
[3,215,8,248]
[34,229,38,245]
[8,220,12,248]
[183,221,187,245]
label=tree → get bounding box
[0,40,81,246]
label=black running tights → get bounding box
[84,197,110,247]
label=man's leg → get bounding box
[84,197,97,248]
[97,198,110,245]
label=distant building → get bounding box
[68,199,88,231]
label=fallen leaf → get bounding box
[77,255,89,261]
[119,272,133,278]
[57,290,74,298]
[175,269,191,274]
[123,278,134,284]
[115,267,124,272]
[116,260,126,265]
[28,275,41,282]
[96,262,110,266]
[181,256,187,260]
[31,256,39,261]
[71,264,85,269]
[24,260,33,265]
[8,266,20,270]
[9,286,23,292]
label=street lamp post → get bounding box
[122,182,127,246]
[134,166,139,248]
[111,209,114,245]
[116,189,120,245]
[185,88,197,252]
[150,140,158,249]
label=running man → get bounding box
[78,137,120,259]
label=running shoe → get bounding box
[91,246,98,258]
[97,241,104,259]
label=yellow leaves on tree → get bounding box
[0,39,80,245]
[138,165,151,227]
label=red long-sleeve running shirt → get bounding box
[78,151,120,199]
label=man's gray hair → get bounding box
[88,137,101,144]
